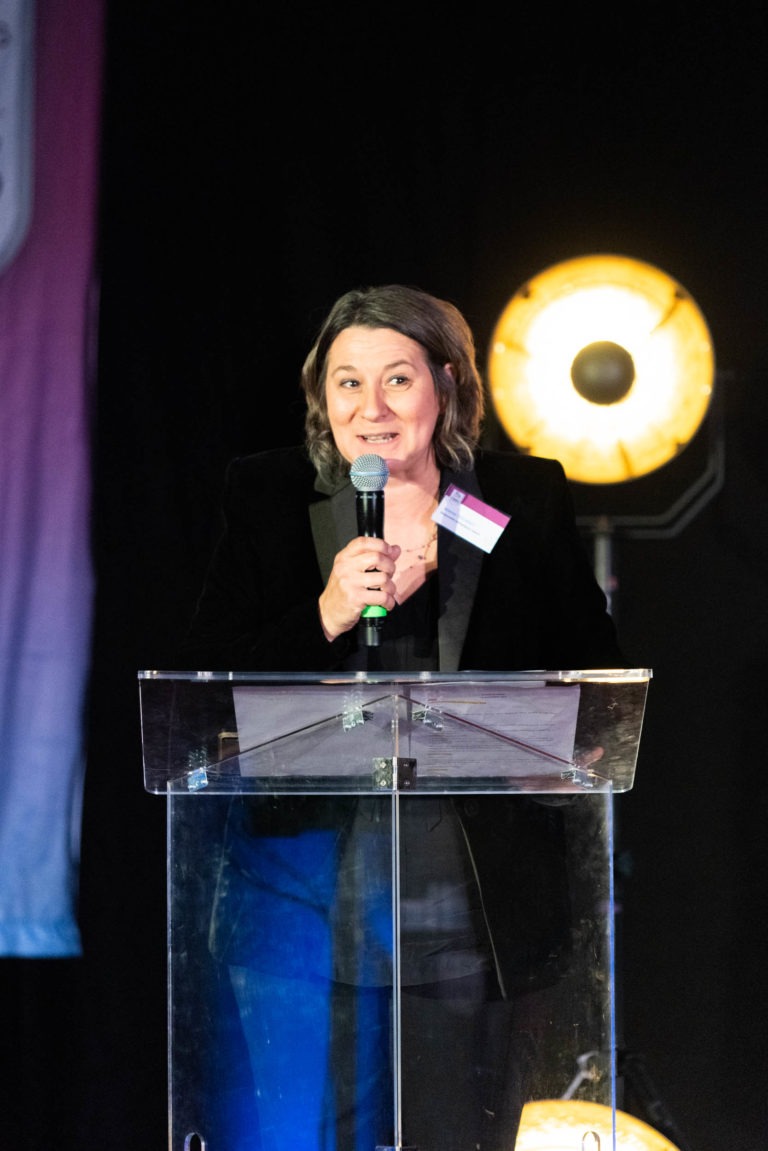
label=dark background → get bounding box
[7,4,768,1150]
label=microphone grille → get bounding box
[350,453,389,492]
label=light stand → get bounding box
[487,253,718,1151]
[581,378,724,617]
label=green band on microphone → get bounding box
[361,605,387,619]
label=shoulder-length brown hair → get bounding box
[300,284,485,486]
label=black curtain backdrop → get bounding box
[8,5,765,1150]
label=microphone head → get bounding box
[350,453,389,492]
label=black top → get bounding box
[343,573,439,672]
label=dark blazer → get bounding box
[183,444,623,673]
[183,444,625,997]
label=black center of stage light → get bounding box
[570,340,635,405]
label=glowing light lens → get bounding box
[488,255,715,484]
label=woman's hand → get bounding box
[318,537,401,641]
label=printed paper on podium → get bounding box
[232,680,581,785]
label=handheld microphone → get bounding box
[350,453,390,646]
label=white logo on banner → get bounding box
[0,0,34,273]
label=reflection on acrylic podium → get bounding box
[139,669,651,1151]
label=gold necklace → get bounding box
[401,528,438,562]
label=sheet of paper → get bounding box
[232,681,580,780]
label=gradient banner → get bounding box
[0,0,102,955]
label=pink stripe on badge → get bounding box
[444,484,510,528]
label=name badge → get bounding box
[433,485,509,553]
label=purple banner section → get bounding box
[0,0,102,955]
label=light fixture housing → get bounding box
[487,254,715,484]
[515,1099,682,1150]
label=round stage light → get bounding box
[487,254,715,484]
[515,1099,682,1150]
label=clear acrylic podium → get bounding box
[139,668,651,1151]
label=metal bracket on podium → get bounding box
[372,756,417,790]
[560,764,600,789]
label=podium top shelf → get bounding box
[138,669,652,796]
[139,668,651,686]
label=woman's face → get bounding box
[324,326,444,478]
